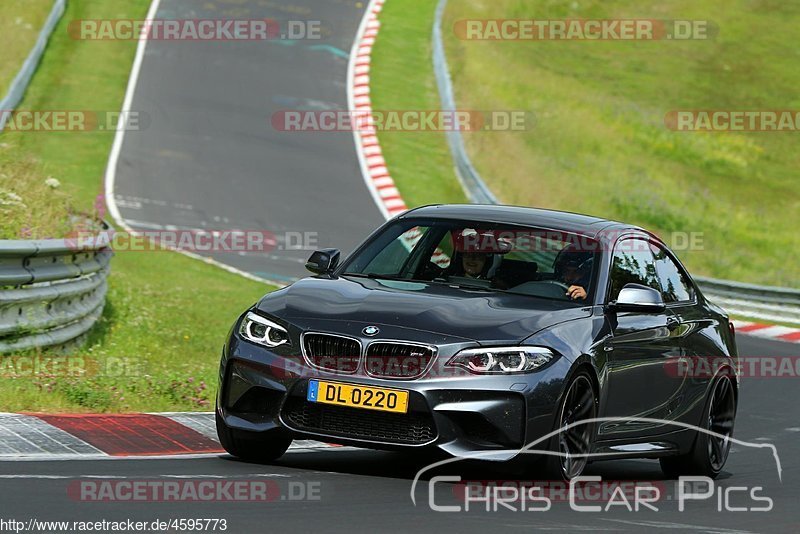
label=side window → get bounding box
[608,239,660,301]
[651,244,694,303]
[429,231,453,268]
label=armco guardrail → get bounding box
[432,0,497,204]
[431,0,799,324]
[0,231,112,353]
[694,277,800,325]
[0,0,67,131]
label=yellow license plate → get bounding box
[307,380,409,413]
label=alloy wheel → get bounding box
[707,376,736,472]
[558,374,597,479]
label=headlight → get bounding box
[446,346,554,374]
[239,311,290,347]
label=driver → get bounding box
[554,249,593,301]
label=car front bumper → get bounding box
[217,327,570,461]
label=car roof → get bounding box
[399,204,641,240]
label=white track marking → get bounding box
[0,453,223,462]
[104,0,162,228]
[102,0,284,288]
[0,473,291,479]
[0,447,357,462]
[602,519,755,533]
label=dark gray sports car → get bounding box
[216,205,738,480]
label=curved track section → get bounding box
[9,0,799,531]
[109,0,383,283]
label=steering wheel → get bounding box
[539,280,571,292]
[418,261,446,281]
[540,279,575,299]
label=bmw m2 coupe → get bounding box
[216,205,738,480]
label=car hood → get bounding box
[255,276,591,344]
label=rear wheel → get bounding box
[660,374,736,479]
[539,371,597,480]
[216,409,292,463]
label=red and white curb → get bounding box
[349,0,407,221]
[732,320,800,344]
[347,0,449,267]
[0,413,345,460]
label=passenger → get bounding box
[461,251,491,279]
[450,229,512,282]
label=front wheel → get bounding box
[660,374,736,479]
[538,371,598,480]
[216,409,292,463]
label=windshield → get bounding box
[341,218,600,303]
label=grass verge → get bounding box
[369,0,467,207]
[371,0,798,288]
[0,160,78,239]
[0,0,54,94]
[0,0,273,412]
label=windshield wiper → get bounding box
[366,272,407,280]
[446,282,497,292]
[344,273,500,292]
[342,272,412,281]
[426,277,496,292]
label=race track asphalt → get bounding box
[42,0,800,531]
[111,0,384,284]
[1,335,798,532]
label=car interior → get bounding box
[405,226,595,301]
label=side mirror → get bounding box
[305,248,340,275]
[609,283,665,313]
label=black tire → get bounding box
[215,409,292,463]
[660,374,736,479]
[538,370,598,481]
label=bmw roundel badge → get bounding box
[363,325,380,336]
